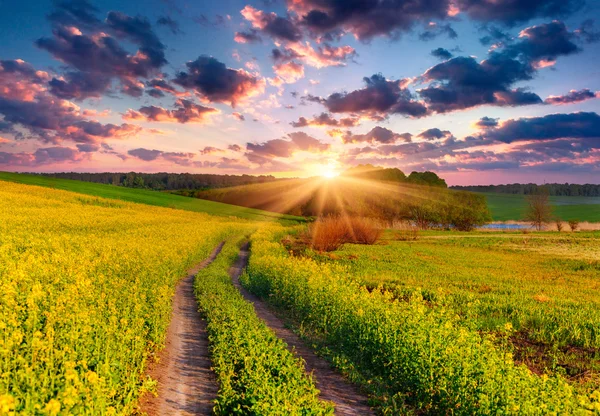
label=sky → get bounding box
[0,0,599,185]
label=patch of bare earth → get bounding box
[137,243,224,416]
[230,243,374,416]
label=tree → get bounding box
[524,192,552,231]
[555,218,564,232]
[568,219,579,232]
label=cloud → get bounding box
[291,112,359,128]
[273,61,305,83]
[419,22,457,41]
[288,0,452,41]
[417,128,453,140]
[0,61,141,146]
[245,132,330,165]
[128,147,196,164]
[474,116,499,128]
[545,89,599,105]
[123,99,218,123]
[0,146,88,166]
[456,0,584,26]
[273,42,356,68]
[228,144,242,152]
[340,126,412,144]
[575,19,600,43]
[484,112,600,145]
[234,29,262,43]
[232,112,245,121]
[157,16,181,34]
[48,71,112,100]
[241,5,302,42]
[146,78,188,97]
[319,74,428,118]
[431,47,453,60]
[174,56,265,106]
[37,3,168,100]
[200,146,223,155]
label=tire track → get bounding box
[138,242,224,416]
[229,243,374,416]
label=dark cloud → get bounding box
[288,0,452,41]
[417,128,453,140]
[48,71,112,100]
[234,29,263,44]
[341,126,412,144]
[241,6,302,42]
[146,78,187,97]
[228,144,242,152]
[123,99,218,123]
[575,19,600,43]
[545,89,599,105]
[431,47,453,60]
[474,116,499,128]
[38,2,168,100]
[456,0,584,26]
[291,112,359,128]
[174,56,265,106]
[485,112,600,145]
[478,24,512,46]
[128,147,196,164]
[0,146,87,166]
[157,16,181,34]
[419,23,457,41]
[320,74,428,118]
[419,55,540,112]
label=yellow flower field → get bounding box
[0,182,251,414]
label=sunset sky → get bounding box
[0,0,599,185]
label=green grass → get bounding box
[483,192,600,222]
[0,172,304,223]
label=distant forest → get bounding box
[40,172,280,190]
[39,166,448,191]
[452,183,600,197]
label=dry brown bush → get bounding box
[307,216,382,252]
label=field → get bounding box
[2,175,600,415]
[483,192,600,222]
[0,172,303,223]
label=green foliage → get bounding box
[194,238,333,415]
[406,171,447,187]
[0,172,304,223]
[245,226,600,414]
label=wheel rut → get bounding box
[229,242,374,416]
[138,242,224,416]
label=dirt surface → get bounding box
[138,243,224,416]
[229,243,374,416]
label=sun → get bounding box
[322,170,339,179]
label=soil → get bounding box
[138,243,224,416]
[229,242,374,416]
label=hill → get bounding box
[195,176,490,230]
[0,172,303,223]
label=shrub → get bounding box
[307,216,382,252]
[555,219,564,232]
[393,222,419,241]
[568,219,580,232]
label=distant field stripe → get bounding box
[0,172,304,223]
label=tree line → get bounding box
[452,183,600,197]
[343,165,448,187]
[39,172,280,191]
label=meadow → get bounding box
[0,172,303,223]
[483,192,600,222]
[2,174,600,415]
[245,226,600,414]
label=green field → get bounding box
[483,192,600,222]
[0,172,303,223]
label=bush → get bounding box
[307,216,382,251]
[555,219,564,232]
[568,219,580,232]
